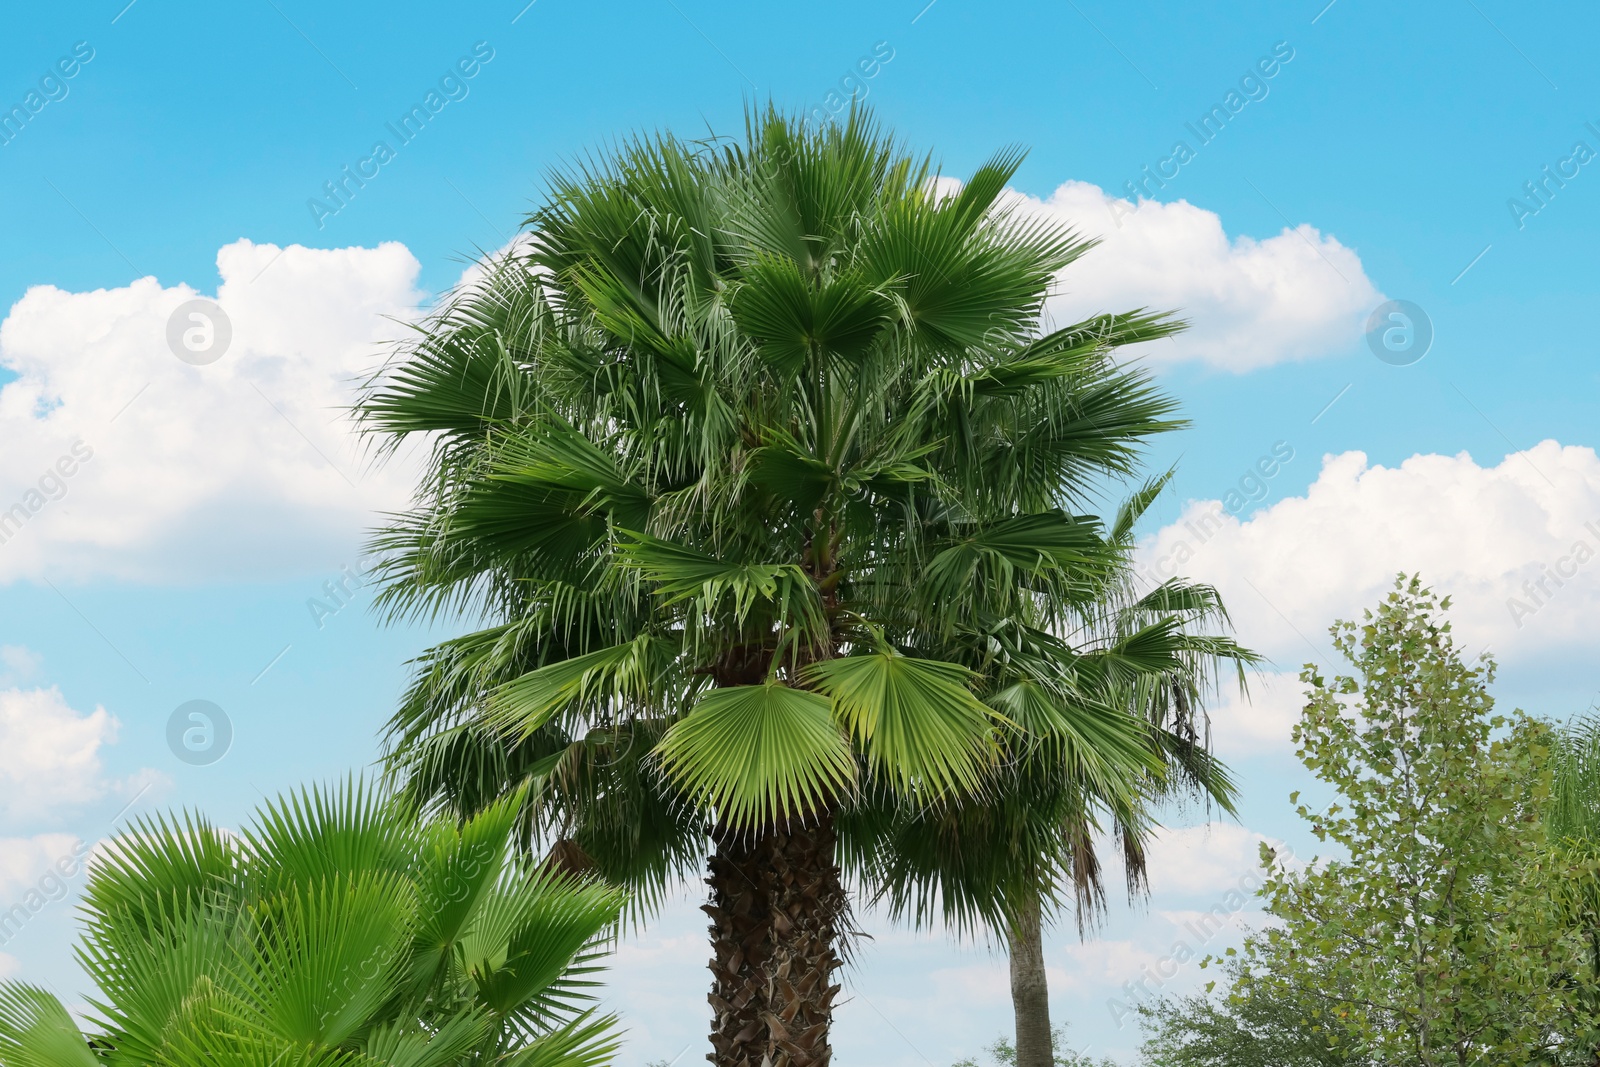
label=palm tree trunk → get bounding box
[705,817,844,1067]
[1008,892,1054,1067]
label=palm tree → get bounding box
[857,479,1251,1067]
[361,106,1194,1067]
[1551,714,1600,1060]
[0,780,626,1067]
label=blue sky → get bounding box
[2,1,1599,1063]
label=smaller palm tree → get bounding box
[0,780,626,1067]
[855,478,1254,1067]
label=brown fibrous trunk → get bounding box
[704,816,844,1067]
[1008,891,1054,1067]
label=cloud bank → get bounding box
[0,239,426,584]
[1014,180,1383,371]
[1138,442,1600,672]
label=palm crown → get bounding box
[0,781,626,1067]
[361,106,1237,1066]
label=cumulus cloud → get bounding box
[1138,822,1282,897]
[1204,669,1305,762]
[0,833,83,902]
[0,646,40,685]
[1137,441,1600,668]
[1007,181,1382,371]
[0,687,141,821]
[0,239,429,584]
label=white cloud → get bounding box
[0,832,83,901]
[923,960,1013,1008]
[1052,938,1165,995]
[1137,441,1600,668]
[0,832,97,959]
[1139,822,1281,898]
[0,646,40,685]
[1204,670,1305,762]
[1008,180,1383,371]
[1155,906,1274,940]
[0,239,429,583]
[0,687,127,820]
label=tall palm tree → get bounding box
[361,106,1195,1067]
[0,781,626,1067]
[858,479,1252,1067]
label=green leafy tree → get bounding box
[360,106,1195,1067]
[1230,576,1583,1065]
[1135,932,1376,1067]
[0,781,625,1067]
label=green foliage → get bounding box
[854,485,1255,942]
[952,1026,1117,1067]
[362,105,1203,881]
[1223,576,1587,1065]
[655,682,856,827]
[1135,940,1376,1066]
[0,781,626,1067]
[1549,714,1600,1059]
[358,110,1264,1067]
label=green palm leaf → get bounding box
[804,652,1001,797]
[0,985,99,1067]
[238,871,415,1047]
[655,683,857,830]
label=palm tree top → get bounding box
[360,104,1194,833]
